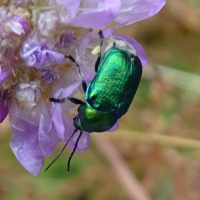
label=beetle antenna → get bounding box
[45,128,78,172]
[67,131,83,171]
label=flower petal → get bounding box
[21,46,66,68]
[56,0,80,23]
[13,16,29,34]
[114,33,149,67]
[0,100,8,123]
[52,104,65,140]
[107,119,120,132]
[38,114,61,156]
[70,0,121,28]
[0,67,11,85]
[10,112,44,176]
[52,80,81,140]
[7,16,29,36]
[115,0,166,25]
[7,19,25,35]
[60,81,81,99]
[9,86,56,176]
[37,10,60,36]
[68,131,90,153]
[79,31,148,67]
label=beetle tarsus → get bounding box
[49,97,66,103]
[98,30,104,39]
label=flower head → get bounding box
[0,0,166,175]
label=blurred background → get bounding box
[1,0,200,199]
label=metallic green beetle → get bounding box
[46,31,142,171]
[74,40,142,132]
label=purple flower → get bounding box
[0,0,166,175]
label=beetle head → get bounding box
[73,116,88,132]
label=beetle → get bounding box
[45,31,142,171]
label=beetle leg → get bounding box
[65,55,87,93]
[67,97,84,104]
[49,96,83,104]
[95,30,104,72]
[67,131,83,171]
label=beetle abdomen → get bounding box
[86,46,142,118]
